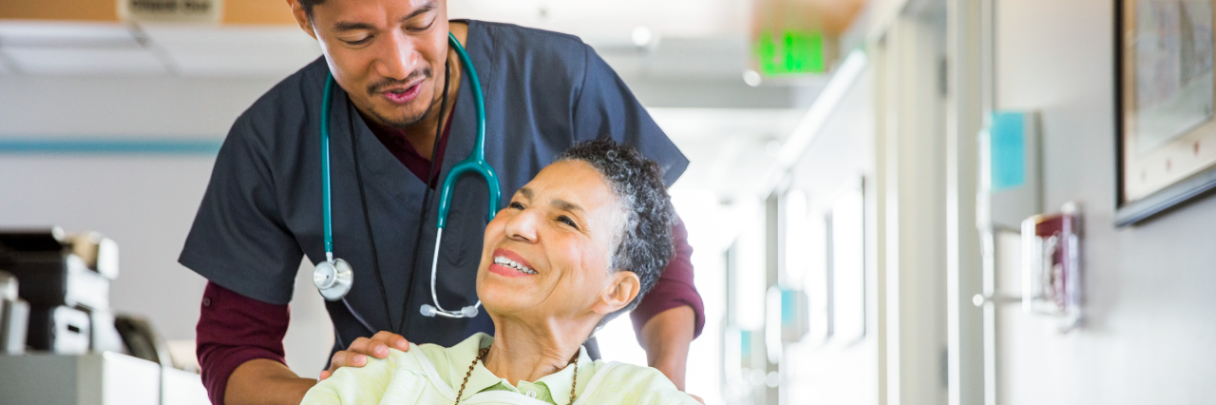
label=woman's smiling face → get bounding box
[475,160,631,321]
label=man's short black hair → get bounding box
[557,138,675,327]
[298,0,324,17]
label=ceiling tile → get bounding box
[2,48,167,76]
[598,37,749,81]
[140,25,318,54]
[140,25,321,77]
[449,0,747,40]
[0,21,140,47]
[166,51,321,77]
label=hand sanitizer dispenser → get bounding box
[978,111,1042,230]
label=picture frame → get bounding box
[1115,0,1216,226]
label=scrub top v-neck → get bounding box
[179,20,689,354]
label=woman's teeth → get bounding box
[494,256,537,275]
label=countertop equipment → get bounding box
[0,228,122,354]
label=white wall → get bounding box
[783,67,879,405]
[994,0,1216,403]
[0,75,336,376]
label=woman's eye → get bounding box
[509,202,525,210]
[558,216,578,229]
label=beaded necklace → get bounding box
[454,347,580,405]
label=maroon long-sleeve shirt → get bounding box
[195,116,704,404]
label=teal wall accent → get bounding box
[0,137,223,155]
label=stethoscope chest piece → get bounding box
[314,258,353,301]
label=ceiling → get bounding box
[0,0,747,78]
[0,21,323,77]
[448,0,748,42]
[0,0,866,201]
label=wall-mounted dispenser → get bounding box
[1022,202,1083,331]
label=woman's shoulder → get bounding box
[300,348,428,405]
[580,362,701,405]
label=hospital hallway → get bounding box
[2,0,1215,404]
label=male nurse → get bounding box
[179,1,704,404]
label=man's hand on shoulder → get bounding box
[318,331,411,381]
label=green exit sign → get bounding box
[755,30,826,75]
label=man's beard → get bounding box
[369,101,434,130]
[365,65,438,130]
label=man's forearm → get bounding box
[639,305,695,391]
[225,359,316,405]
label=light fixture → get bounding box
[743,70,762,87]
[631,26,653,48]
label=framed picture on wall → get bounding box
[1116,0,1216,226]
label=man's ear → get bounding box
[287,0,318,40]
[591,271,641,316]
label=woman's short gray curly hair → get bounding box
[557,138,675,325]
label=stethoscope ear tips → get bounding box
[460,306,479,318]
[420,304,438,317]
[314,258,354,301]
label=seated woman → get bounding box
[300,139,699,405]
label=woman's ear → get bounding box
[591,271,641,316]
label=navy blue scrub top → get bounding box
[179,20,689,355]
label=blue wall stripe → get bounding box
[0,137,224,155]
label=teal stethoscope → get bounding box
[312,33,501,325]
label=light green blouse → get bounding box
[299,333,700,405]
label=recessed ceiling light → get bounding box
[743,70,762,87]
[631,26,653,47]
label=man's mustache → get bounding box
[366,66,433,96]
